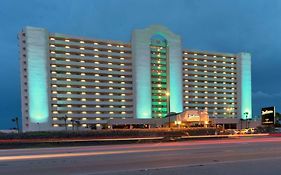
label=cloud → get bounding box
[253,91,281,99]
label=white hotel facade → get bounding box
[19,25,252,132]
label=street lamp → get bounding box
[166,92,171,128]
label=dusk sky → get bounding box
[0,0,281,129]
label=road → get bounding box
[0,136,281,175]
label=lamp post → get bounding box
[166,92,171,128]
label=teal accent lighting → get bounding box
[26,27,49,123]
[239,53,252,119]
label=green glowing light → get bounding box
[239,53,252,119]
[26,27,49,123]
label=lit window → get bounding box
[80,54,85,57]
[65,53,70,55]
[80,41,85,44]
[50,38,55,40]
[80,47,85,50]
[65,39,70,42]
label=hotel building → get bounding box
[19,25,252,131]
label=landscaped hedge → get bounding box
[0,128,218,140]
